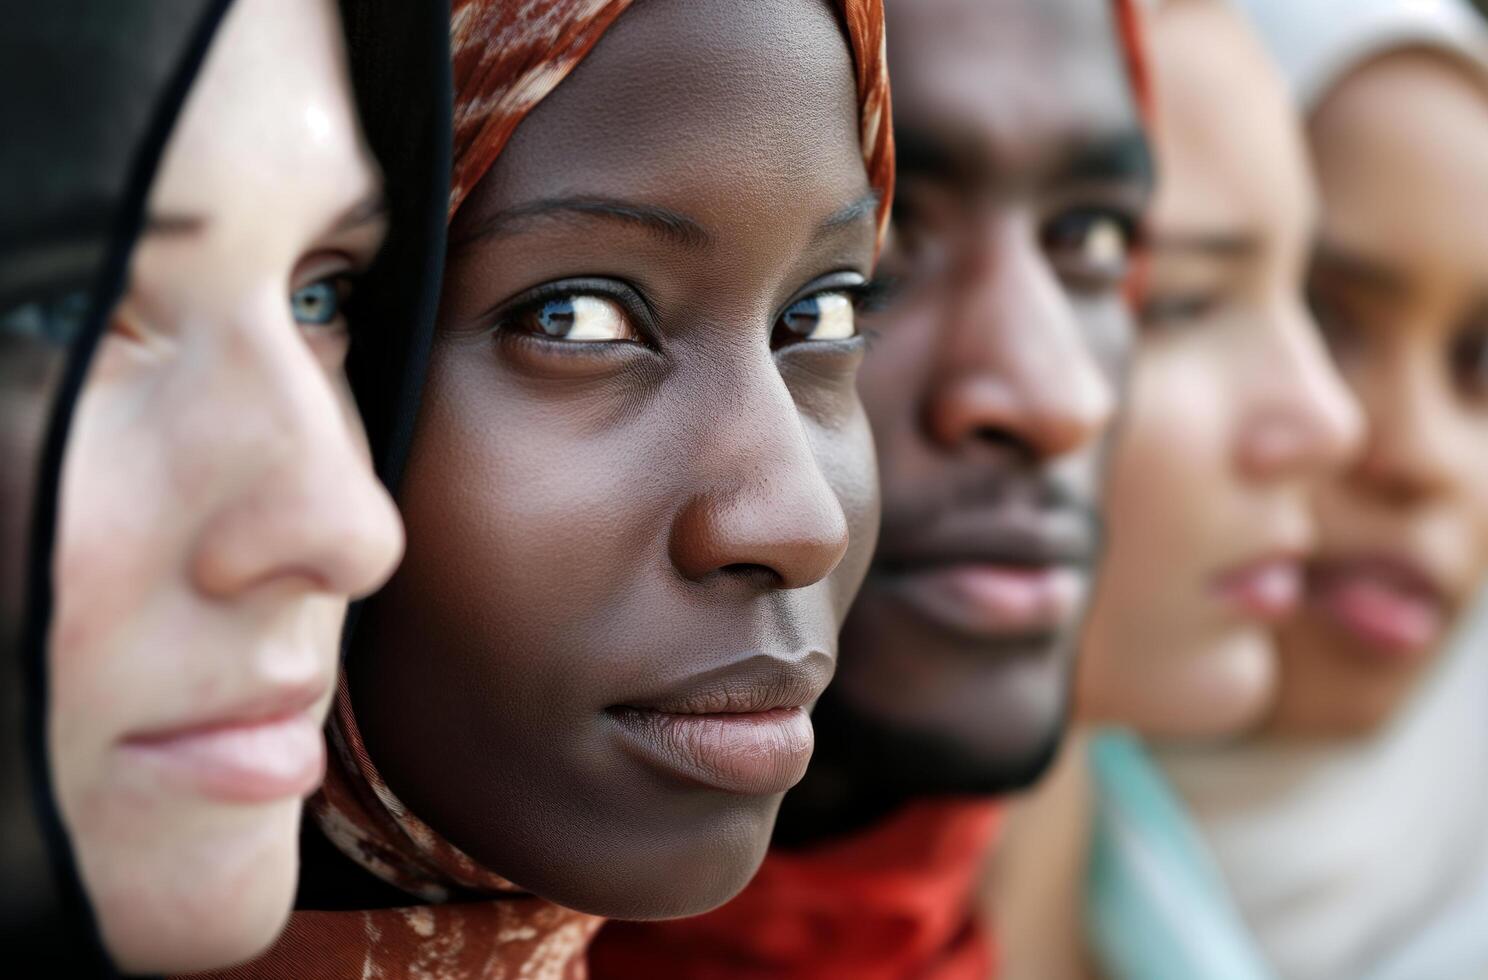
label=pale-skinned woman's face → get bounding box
[49,0,402,971]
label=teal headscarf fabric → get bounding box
[1086,730,1274,980]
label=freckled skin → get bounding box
[345,0,880,920]
[777,0,1152,843]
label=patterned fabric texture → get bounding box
[590,800,1005,980]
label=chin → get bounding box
[828,650,1073,797]
[1265,629,1429,739]
[1131,628,1278,740]
[494,795,781,921]
[86,798,303,973]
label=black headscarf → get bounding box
[0,0,450,972]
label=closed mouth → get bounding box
[1307,553,1449,658]
[607,653,832,796]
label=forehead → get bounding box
[1151,0,1311,239]
[884,0,1135,170]
[470,0,865,227]
[1312,52,1488,265]
[149,0,375,213]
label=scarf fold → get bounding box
[591,800,1003,980]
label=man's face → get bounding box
[828,0,1151,792]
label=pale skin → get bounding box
[992,3,1360,974]
[48,0,402,971]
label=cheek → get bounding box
[397,347,666,640]
[1104,344,1230,607]
[50,372,176,706]
[813,407,879,618]
[1452,416,1488,578]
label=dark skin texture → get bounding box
[779,0,1153,844]
[344,0,879,920]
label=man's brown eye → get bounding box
[519,294,638,342]
[776,292,857,345]
[1044,210,1133,285]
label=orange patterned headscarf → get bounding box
[446,0,895,249]
[205,3,893,979]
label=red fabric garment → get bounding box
[195,1,894,977]
[590,799,1004,980]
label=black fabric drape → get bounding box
[1,4,232,972]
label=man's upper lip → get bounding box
[1309,552,1446,603]
[123,680,330,745]
[875,515,1098,572]
[615,652,835,716]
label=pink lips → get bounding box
[1310,557,1446,659]
[1213,557,1304,622]
[891,563,1086,639]
[121,693,329,805]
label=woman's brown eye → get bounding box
[520,294,638,342]
[777,292,857,345]
[1450,325,1488,401]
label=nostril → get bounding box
[717,562,784,587]
[972,426,1028,454]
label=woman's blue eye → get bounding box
[0,291,90,346]
[290,279,342,327]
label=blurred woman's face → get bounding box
[1077,0,1360,738]
[1271,53,1488,737]
[49,0,403,971]
[353,0,878,921]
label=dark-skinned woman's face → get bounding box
[352,0,879,920]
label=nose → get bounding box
[669,362,851,591]
[923,221,1116,461]
[190,300,405,601]
[1348,350,1456,507]
[1234,295,1363,482]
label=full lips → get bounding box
[885,563,1088,640]
[1310,559,1447,659]
[609,706,816,796]
[121,712,327,805]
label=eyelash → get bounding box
[491,274,897,350]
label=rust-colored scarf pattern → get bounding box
[446,0,895,249]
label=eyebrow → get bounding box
[140,189,386,241]
[813,191,882,241]
[1150,231,1261,259]
[1056,129,1154,189]
[454,196,710,250]
[892,126,964,181]
[1312,241,1410,297]
[141,213,206,238]
[326,190,389,236]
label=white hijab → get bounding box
[1157,5,1488,979]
